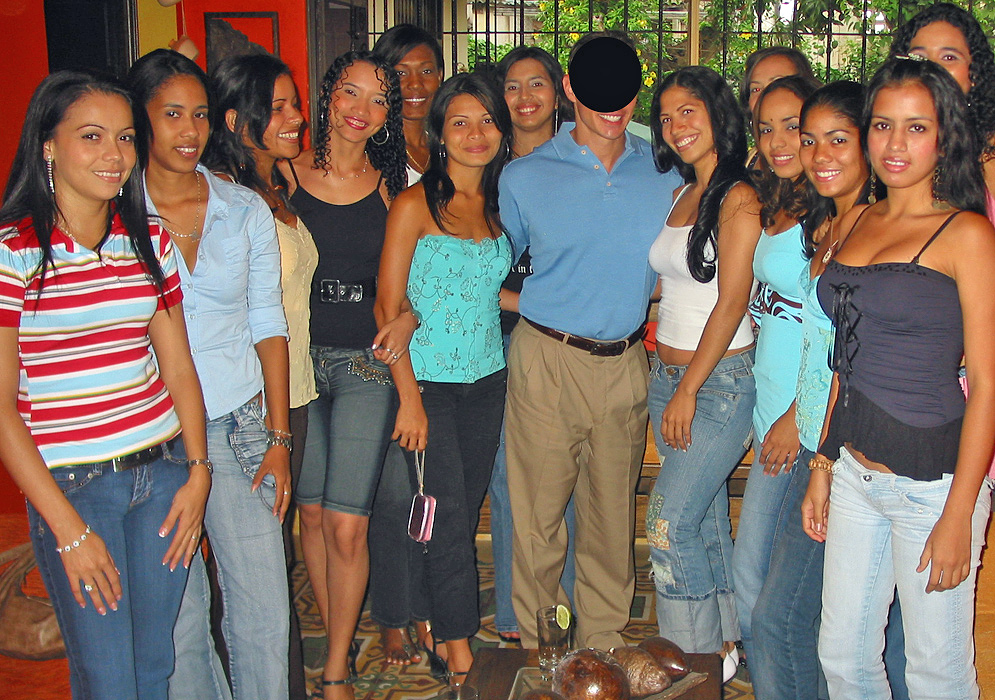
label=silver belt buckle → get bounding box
[319,279,363,303]
[339,283,363,302]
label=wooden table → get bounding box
[465,647,722,699]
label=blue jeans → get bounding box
[646,350,755,653]
[751,448,909,700]
[28,456,189,700]
[731,440,795,666]
[412,368,507,640]
[820,448,992,700]
[169,400,289,700]
[488,333,575,634]
[298,345,396,515]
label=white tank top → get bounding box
[649,185,755,351]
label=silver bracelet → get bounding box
[56,525,91,554]
[188,458,214,474]
[266,432,293,451]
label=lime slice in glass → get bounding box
[555,604,571,630]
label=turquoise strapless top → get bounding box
[408,233,512,383]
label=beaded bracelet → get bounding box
[188,458,214,474]
[266,431,293,451]
[808,454,835,473]
[56,525,91,554]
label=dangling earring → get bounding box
[371,124,389,146]
[46,158,55,194]
[932,166,950,209]
[553,105,559,130]
[439,144,447,161]
[867,171,877,204]
[118,187,124,198]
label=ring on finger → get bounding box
[84,584,94,592]
[191,534,199,541]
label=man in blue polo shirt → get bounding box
[499,32,683,649]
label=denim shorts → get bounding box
[297,345,397,515]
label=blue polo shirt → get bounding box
[499,124,682,340]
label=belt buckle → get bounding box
[319,279,363,303]
[591,340,624,357]
[340,283,363,303]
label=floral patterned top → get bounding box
[407,233,512,383]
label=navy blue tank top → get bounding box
[817,211,965,480]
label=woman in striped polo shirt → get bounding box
[0,71,210,700]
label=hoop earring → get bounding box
[371,125,389,146]
[46,158,55,194]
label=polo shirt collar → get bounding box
[550,121,643,166]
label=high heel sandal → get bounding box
[317,640,361,696]
[423,638,450,683]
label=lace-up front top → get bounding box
[816,211,965,480]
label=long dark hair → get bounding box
[422,72,512,235]
[126,49,212,165]
[739,47,816,115]
[864,57,985,215]
[651,66,750,283]
[203,53,298,200]
[372,24,445,75]
[800,81,876,258]
[495,45,574,127]
[0,70,164,294]
[311,50,407,199]
[751,75,821,229]
[890,2,995,160]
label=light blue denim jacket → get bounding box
[146,165,288,420]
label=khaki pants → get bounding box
[506,319,649,649]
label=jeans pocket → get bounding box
[231,403,270,483]
[51,465,101,496]
[162,438,187,465]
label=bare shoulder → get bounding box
[720,181,762,220]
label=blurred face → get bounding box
[757,88,805,180]
[747,54,800,112]
[257,73,304,160]
[800,105,869,201]
[503,57,557,134]
[328,61,389,144]
[908,21,973,94]
[146,75,209,173]
[564,75,635,145]
[866,82,940,191]
[658,85,715,167]
[44,91,137,205]
[440,93,502,169]
[394,44,441,121]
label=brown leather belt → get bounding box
[525,318,644,357]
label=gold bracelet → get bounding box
[808,454,835,473]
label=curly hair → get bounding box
[650,66,751,283]
[202,53,298,203]
[311,50,407,199]
[799,81,876,258]
[890,2,995,160]
[751,75,821,229]
[421,72,513,236]
[864,57,985,215]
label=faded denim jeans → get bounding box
[646,350,755,653]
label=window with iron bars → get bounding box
[369,0,995,123]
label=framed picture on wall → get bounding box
[204,11,280,73]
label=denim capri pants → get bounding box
[297,345,396,515]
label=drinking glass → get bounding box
[536,605,570,682]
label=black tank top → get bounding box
[817,210,965,480]
[289,164,388,349]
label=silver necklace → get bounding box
[161,171,203,240]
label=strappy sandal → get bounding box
[423,638,450,683]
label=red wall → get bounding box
[0,0,49,514]
[178,0,311,128]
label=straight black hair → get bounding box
[495,45,574,127]
[651,66,750,283]
[203,53,299,200]
[1,70,164,295]
[422,72,512,235]
[126,48,212,163]
[799,81,875,258]
[864,57,985,215]
[372,24,445,74]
